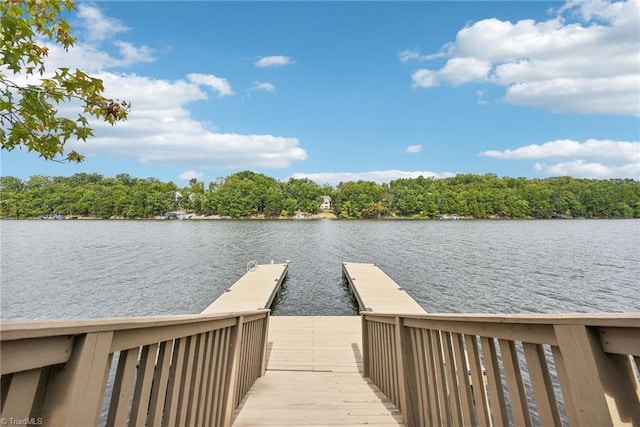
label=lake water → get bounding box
[1,219,638,320]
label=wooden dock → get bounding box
[342,262,426,314]
[201,263,288,314]
[232,316,404,426]
[3,261,636,427]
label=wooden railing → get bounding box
[0,310,270,427]
[362,313,640,427]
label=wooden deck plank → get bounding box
[232,317,404,426]
[266,317,363,373]
[342,263,426,315]
[201,263,288,314]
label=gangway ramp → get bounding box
[232,316,404,426]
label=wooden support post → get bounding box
[498,339,532,427]
[148,341,174,427]
[395,316,415,427]
[465,335,492,427]
[481,336,508,427]
[223,315,245,427]
[41,332,114,426]
[1,369,42,421]
[130,343,159,426]
[554,324,638,426]
[163,336,187,427]
[260,313,270,377]
[362,314,370,378]
[106,348,139,427]
[409,328,428,426]
[452,333,475,427]
[522,343,562,427]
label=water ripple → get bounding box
[1,219,638,319]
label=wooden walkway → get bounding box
[201,263,288,313]
[232,316,404,426]
[231,263,429,425]
[342,262,426,314]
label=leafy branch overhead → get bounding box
[0,0,129,162]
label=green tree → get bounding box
[2,172,640,220]
[0,176,24,217]
[179,178,205,212]
[334,181,388,218]
[213,171,280,218]
[1,0,128,162]
[282,178,323,215]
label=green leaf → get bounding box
[0,0,128,163]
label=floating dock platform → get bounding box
[342,262,426,314]
[201,262,288,314]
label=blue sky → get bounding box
[2,0,639,186]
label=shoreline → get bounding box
[1,214,632,221]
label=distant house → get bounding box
[320,196,332,210]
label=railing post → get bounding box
[223,315,245,427]
[361,314,370,377]
[394,316,415,427]
[1,369,42,421]
[41,331,114,426]
[260,312,270,377]
[554,324,634,426]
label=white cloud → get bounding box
[412,69,439,88]
[414,58,492,88]
[405,144,423,153]
[482,139,640,179]
[481,139,640,162]
[439,57,491,85]
[534,160,640,179]
[65,72,306,169]
[476,90,489,105]
[113,41,155,67]
[76,4,129,41]
[254,56,295,68]
[179,171,204,181]
[557,0,626,22]
[33,5,156,73]
[399,49,421,63]
[187,73,233,97]
[505,76,637,116]
[252,81,276,92]
[408,0,640,116]
[7,5,307,171]
[291,170,454,186]
[398,47,449,63]
[38,40,155,75]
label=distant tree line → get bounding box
[1,171,639,219]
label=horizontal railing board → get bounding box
[1,336,73,375]
[0,310,269,341]
[109,317,237,352]
[367,312,640,327]
[598,327,640,356]
[402,317,558,345]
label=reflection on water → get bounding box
[1,219,639,319]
